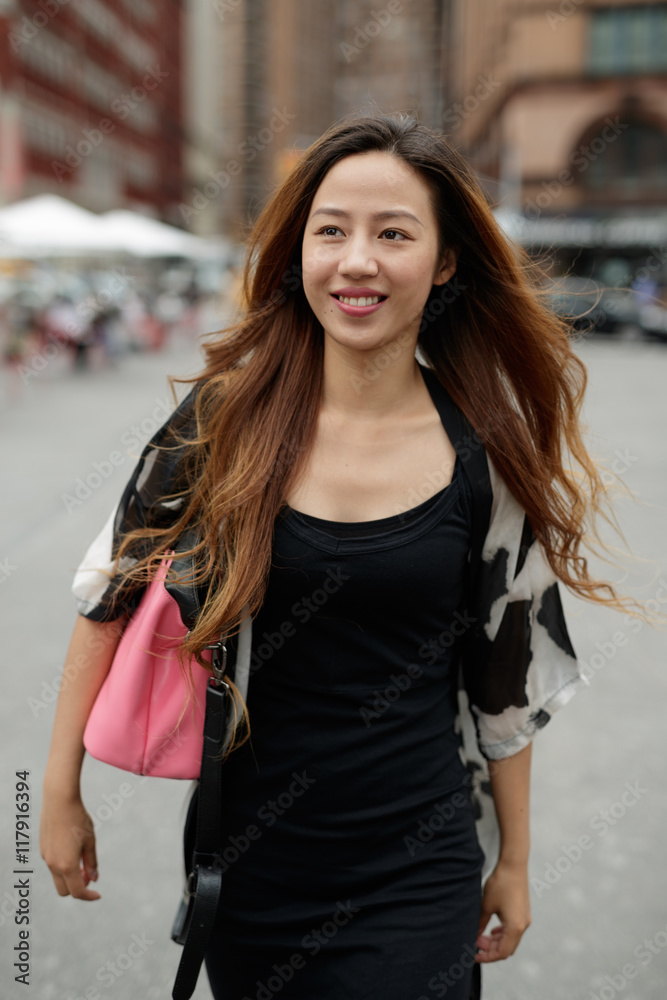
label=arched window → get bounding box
[577,119,667,199]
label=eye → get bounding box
[317,226,344,237]
[381,229,407,241]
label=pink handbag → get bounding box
[83,557,214,779]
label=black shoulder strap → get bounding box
[419,363,493,593]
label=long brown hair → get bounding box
[114,112,635,751]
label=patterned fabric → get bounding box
[72,384,587,879]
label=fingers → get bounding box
[52,873,70,897]
[475,921,530,963]
[81,841,99,885]
[477,905,493,940]
[47,860,101,901]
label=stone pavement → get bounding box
[1,335,666,1000]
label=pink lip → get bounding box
[330,288,388,318]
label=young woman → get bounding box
[41,113,623,1000]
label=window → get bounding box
[85,63,123,112]
[125,147,157,188]
[581,120,667,196]
[589,6,667,74]
[22,104,71,158]
[18,30,74,86]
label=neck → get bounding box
[321,339,425,418]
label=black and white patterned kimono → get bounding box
[73,364,586,1000]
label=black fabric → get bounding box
[173,673,234,1000]
[201,457,485,999]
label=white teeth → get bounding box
[337,295,381,306]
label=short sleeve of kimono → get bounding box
[71,387,199,622]
[461,459,589,761]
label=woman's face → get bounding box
[301,151,456,357]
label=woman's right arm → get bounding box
[40,614,125,901]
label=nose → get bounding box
[337,234,379,279]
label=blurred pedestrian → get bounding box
[44,294,91,370]
[41,113,641,1000]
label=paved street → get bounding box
[1,334,666,1000]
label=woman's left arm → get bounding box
[475,741,532,963]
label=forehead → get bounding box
[309,151,434,213]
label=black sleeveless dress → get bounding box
[201,454,485,1000]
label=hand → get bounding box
[40,790,101,901]
[475,860,531,962]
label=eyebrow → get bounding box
[310,207,424,228]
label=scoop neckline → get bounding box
[280,462,462,555]
[283,455,460,527]
[285,466,459,528]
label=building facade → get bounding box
[444,0,667,277]
[209,0,448,239]
[0,0,185,221]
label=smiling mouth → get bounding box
[332,294,387,306]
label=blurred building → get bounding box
[445,0,667,278]
[0,0,184,221]
[181,0,225,237]
[209,0,448,239]
[336,0,446,130]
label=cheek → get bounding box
[301,245,334,303]
[390,254,441,298]
[301,238,331,279]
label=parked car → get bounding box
[639,303,667,342]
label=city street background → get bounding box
[1,0,666,997]
[0,333,666,1000]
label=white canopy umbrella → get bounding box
[98,209,227,259]
[0,195,229,259]
[0,194,110,256]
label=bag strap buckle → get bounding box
[203,638,227,687]
[185,631,229,688]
